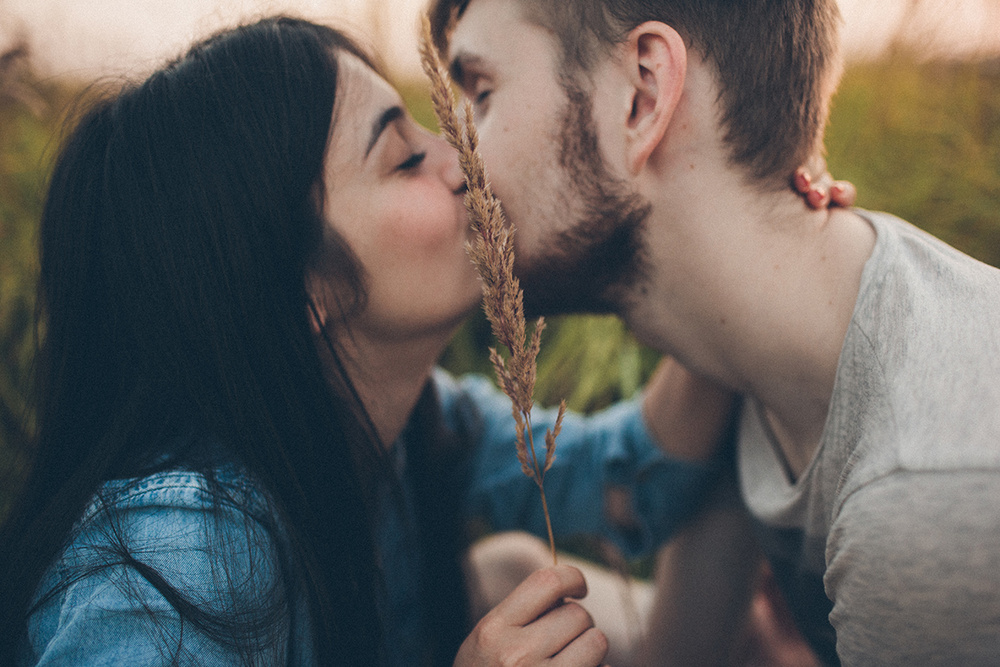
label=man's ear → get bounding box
[622,22,687,175]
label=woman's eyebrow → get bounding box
[366,106,404,158]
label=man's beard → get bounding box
[518,80,651,319]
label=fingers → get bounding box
[495,565,588,626]
[794,164,856,210]
[551,627,609,667]
[829,180,857,207]
[795,167,830,209]
[810,176,860,209]
[793,167,813,195]
[807,186,831,209]
[522,600,597,657]
[454,566,604,667]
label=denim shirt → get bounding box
[23,370,716,665]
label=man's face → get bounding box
[449,0,650,316]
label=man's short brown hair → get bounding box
[430,0,842,187]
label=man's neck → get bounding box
[627,174,876,477]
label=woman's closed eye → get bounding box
[396,151,426,172]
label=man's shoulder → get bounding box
[833,468,1000,532]
[856,209,1000,310]
[837,209,1000,453]
[847,211,1000,393]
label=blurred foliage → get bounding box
[0,44,54,518]
[826,52,1000,267]
[1,52,999,522]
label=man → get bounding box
[429,0,1000,664]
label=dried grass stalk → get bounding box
[420,14,564,564]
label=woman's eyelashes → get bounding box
[396,151,426,172]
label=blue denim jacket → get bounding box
[23,370,716,665]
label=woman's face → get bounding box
[316,53,481,341]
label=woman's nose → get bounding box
[432,134,465,193]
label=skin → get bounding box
[309,50,734,664]
[446,14,577,283]
[449,2,650,316]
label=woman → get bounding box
[0,17,734,666]
[0,16,848,666]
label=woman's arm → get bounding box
[640,357,736,463]
[27,475,288,666]
[439,370,723,558]
[639,471,763,666]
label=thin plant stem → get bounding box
[525,415,557,564]
[419,14,563,564]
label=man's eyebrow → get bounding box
[366,106,403,158]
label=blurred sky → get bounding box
[2,0,999,81]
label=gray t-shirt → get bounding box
[738,210,1000,666]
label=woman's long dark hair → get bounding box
[0,16,467,665]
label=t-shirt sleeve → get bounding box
[825,471,1000,665]
[28,492,289,666]
[435,369,718,559]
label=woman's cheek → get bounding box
[379,203,457,254]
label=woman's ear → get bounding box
[622,22,687,175]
